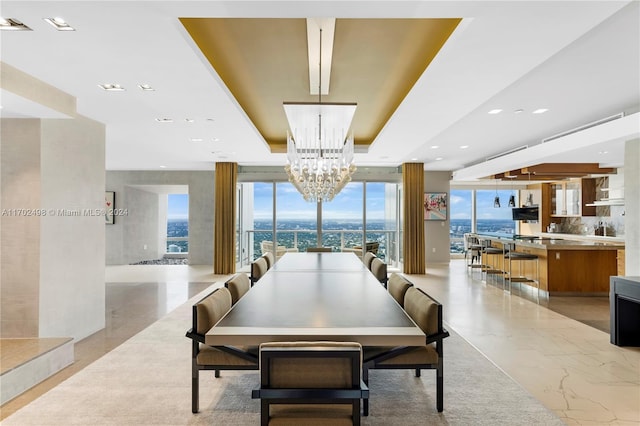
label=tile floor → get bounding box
[1,261,638,425]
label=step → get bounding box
[0,337,74,405]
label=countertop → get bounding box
[537,232,625,244]
[477,233,624,251]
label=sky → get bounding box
[253,182,389,221]
[167,194,189,219]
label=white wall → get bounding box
[39,117,106,340]
[424,171,451,264]
[0,119,42,337]
[0,116,105,341]
[122,187,163,264]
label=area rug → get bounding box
[2,285,563,425]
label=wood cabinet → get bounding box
[547,178,597,217]
[618,249,626,276]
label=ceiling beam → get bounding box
[521,163,616,175]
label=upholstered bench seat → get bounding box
[196,346,258,365]
[269,404,354,425]
[364,344,438,365]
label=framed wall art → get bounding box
[105,191,115,225]
[424,192,447,221]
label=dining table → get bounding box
[205,252,424,347]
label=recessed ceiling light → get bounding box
[488,109,503,114]
[598,150,609,155]
[99,83,125,91]
[514,109,524,114]
[159,165,167,169]
[0,18,32,31]
[532,108,549,114]
[185,118,195,123]
[411,158,418,161]
[459,145,469,149]
[155,118,173,123]
[190,138,204,142]
[435,157,443,161]
[138,84,155,91]
[213,137,220,142]
[44,17,74,31]
[206,118,215,122]
[430,145,439,149]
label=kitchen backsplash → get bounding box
[558,213,625,237]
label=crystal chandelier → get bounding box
[284,27,357,202]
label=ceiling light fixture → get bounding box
[488,109,503,114]
[430,145,439,149]
[459,145,469,149]
[494,179,501,208]
[0,18,32,31]
[99,83,125,91]
[138,84,155,91]
[185,118,195,123]
[155,118,173,123]
[189,138,203,142]
[506,175,516,207]
[44,17,74,31]
[532,108,549,114]
[435,157,443,161]
[284,21,356,203]
[514,109,524,114]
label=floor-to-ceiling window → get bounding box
[238,176,402,268]
[449,188,518,254]
[276,182,317,253]
[166,194,188,253]
[251,182,274,260]
[322,182,363,251]
[476,189,517,235]
[365,182,397,262]
[450,190,472,254]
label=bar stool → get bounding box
[504,250,540,303]
[480,242,506,285]
[464,233,483,278]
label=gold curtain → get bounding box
[214,162,237,274]
[402,163,425,274]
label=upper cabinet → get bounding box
[548,178,598,217]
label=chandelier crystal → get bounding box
[284,103,357,202]
[284,25,357,202]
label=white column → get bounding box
[624,139,640,275]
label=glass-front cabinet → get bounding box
[551,179,581,216]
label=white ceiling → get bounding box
[1,1,638,180]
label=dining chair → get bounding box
[262,252,275,269]
[185,287,258,413]
[362,287,449,415]
[224,273,251,305]
[252,341,369,426]
[363,252,377,270]
[251,257,269,285]
[370,257,388,287]
[306,247,332,252]
[387,273,413,308]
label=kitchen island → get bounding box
[477,234,624,296]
